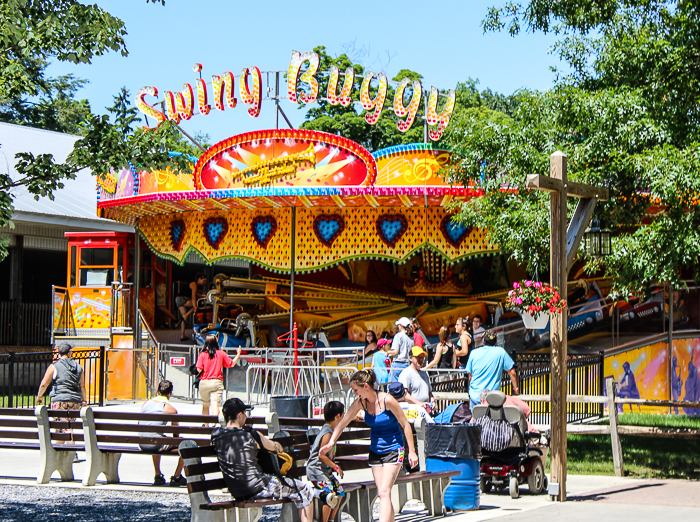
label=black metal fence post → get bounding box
[7,350,15,408]
[99,346,105,407]
[598,350,605,417]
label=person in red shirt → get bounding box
[195,335,242,417]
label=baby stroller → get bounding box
[472,391,549,499]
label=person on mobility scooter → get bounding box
[472,390,549,499]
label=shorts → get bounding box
[199,378,225,404]
[311,476,345,497]
[368,447,405,467]
[253,475,314,509]
[50,401,81,436]
[175,296,189,308]
[139,443,176,453]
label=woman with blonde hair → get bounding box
[320,369,417,522]
[194,335,241,417]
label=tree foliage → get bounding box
[0,1,193,262]
[444,1,700,294]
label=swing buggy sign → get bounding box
[136,49,457,141]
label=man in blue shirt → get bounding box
[465,330,519,409]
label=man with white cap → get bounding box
[387,317,414,381]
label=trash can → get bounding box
[425,423,482,511]
[270,395,310,429]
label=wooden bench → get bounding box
[179,414,370,522]
[0,406,85,483]
[79,406,270,486]
[35,405,85,483]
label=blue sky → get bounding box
[48,0,565,144]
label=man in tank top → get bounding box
[138,380,186,486]
[36,343,86,445]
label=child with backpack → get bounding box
[306,401,345,522]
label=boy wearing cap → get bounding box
[212,398,314,522]
[465,330,519,409]
[398,347,433,405]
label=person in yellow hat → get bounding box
[398,346,433,405]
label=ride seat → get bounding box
[472,391,528,449]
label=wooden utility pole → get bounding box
[526,151,609,502]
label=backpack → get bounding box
[248,429,294,477]
[474,415,514,452]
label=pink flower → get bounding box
[515,297,523,305]
[525,280,533,287]
[513,282,520,289]
[534,282,542,288]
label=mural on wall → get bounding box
[604,338,700,415]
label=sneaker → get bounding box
[153,474,166,486]
[170,475,187,487]
[323,492,339,509]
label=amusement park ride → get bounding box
[49,50,669,401]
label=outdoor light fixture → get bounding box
[583,219,612,257]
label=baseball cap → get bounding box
[222,398,253,420]
[411,346,427,357]
[395,317,411,328]
[57,343,72,356]
[388,381,405,400]
[483,330,498,346]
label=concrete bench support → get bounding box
[80,406,121,486]
[35,405,76,483]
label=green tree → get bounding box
[0,0,196,261]
[443,1,700,295]
[300,46,427,151]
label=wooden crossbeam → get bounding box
[526,174,609,201]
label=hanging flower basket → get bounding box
[507,280,567,330]
[518,309,550,329]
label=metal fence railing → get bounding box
[0,301,52,346]
[0,348,104,408]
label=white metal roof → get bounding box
[0,121,132,231]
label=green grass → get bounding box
[552,413,700,479]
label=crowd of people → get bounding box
[36,314,518,522]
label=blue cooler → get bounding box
[425,423,482,511]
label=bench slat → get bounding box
[0,441,41,449]
[93,423,214,435]
[48,421,83,430]
[47,410,81,419]
[201,498,293,511]
[96,434,210,445]
[0,408,36,417]
[0,419,37,428]
[184,461,222,476]
[52,433,84,442]
[0,431,39,439]
[180,444,217,459]
[92,412,266,425]
[187,477,227,494]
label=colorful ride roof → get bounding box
[96,129,497,270]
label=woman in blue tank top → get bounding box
[320,369,418,522]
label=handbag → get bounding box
[189,364,201,390]
[474,415,514,452]
[249,429,292,476]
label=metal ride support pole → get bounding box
[289,206,296,345]
[549,151,568,502]
[293,322,299,396]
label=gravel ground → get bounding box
[0,485,282,522]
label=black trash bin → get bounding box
[270,395,310,429]
[425,423,482,510]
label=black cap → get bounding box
[483,330,498,346]
[388,381,405,400]
[222,398,253,421]
[57,343,72,356]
